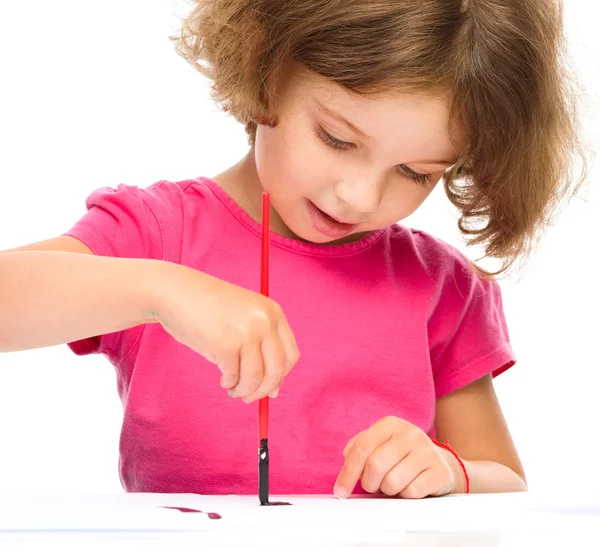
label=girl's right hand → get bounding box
[148,262,300,403]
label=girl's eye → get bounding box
[316,126,355,150]
[316,126,432,186]
[396,165,432,186]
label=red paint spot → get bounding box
[161,506,222,519]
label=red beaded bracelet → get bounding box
[432,439,470,494]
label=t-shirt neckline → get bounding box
[199,176,389,258]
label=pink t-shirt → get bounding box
[65,177,515,495]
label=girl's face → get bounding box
[253,66,461,244]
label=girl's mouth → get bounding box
[307,200,356,239]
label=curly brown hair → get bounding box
[171,0,590,273]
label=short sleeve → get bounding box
[427,248,516,398]
[62,181,184,358]
[64,183,169,261]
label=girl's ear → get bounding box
[254,116,278,128]
[250,105,279,128]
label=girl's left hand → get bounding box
[334,416,462,499]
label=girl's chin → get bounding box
[293,226,367,246]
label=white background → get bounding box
[0,1,598,496]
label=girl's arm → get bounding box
[0,236,163,351]
[435,374,527,493]
[334,372,526,498]
[0,236,299,401]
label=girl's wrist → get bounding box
[141,259,214,327]
[434,441,470,494]
[137,259,178,325]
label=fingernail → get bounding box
[228,389,235,397]
[334,485,348,499]
[269,389,279,399]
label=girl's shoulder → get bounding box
[386,223,481,284]
[80,176,217,217]
[127,176,220,212]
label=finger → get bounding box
[214,355,228,388]
[334,425,396,499]
[379,452,429,497]
[277,319,300,375]
[361,436,412,494]
[243,336,286,403]
[270,378,284,399]
[343,434,360,458]
[230,343,263,398]
[219,348,241,390]
[399,468,441,500]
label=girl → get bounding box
[0,0,587,498]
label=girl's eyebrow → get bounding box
[314,99,458,166]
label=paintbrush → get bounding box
[257,193,292,507]
[258,192,271,506]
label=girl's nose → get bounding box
[333,176,383,216]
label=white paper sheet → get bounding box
[0,492,598,547]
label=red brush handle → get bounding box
[261,193,270,296]
[259,193,270,440]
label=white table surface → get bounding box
[0,492,598,546]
